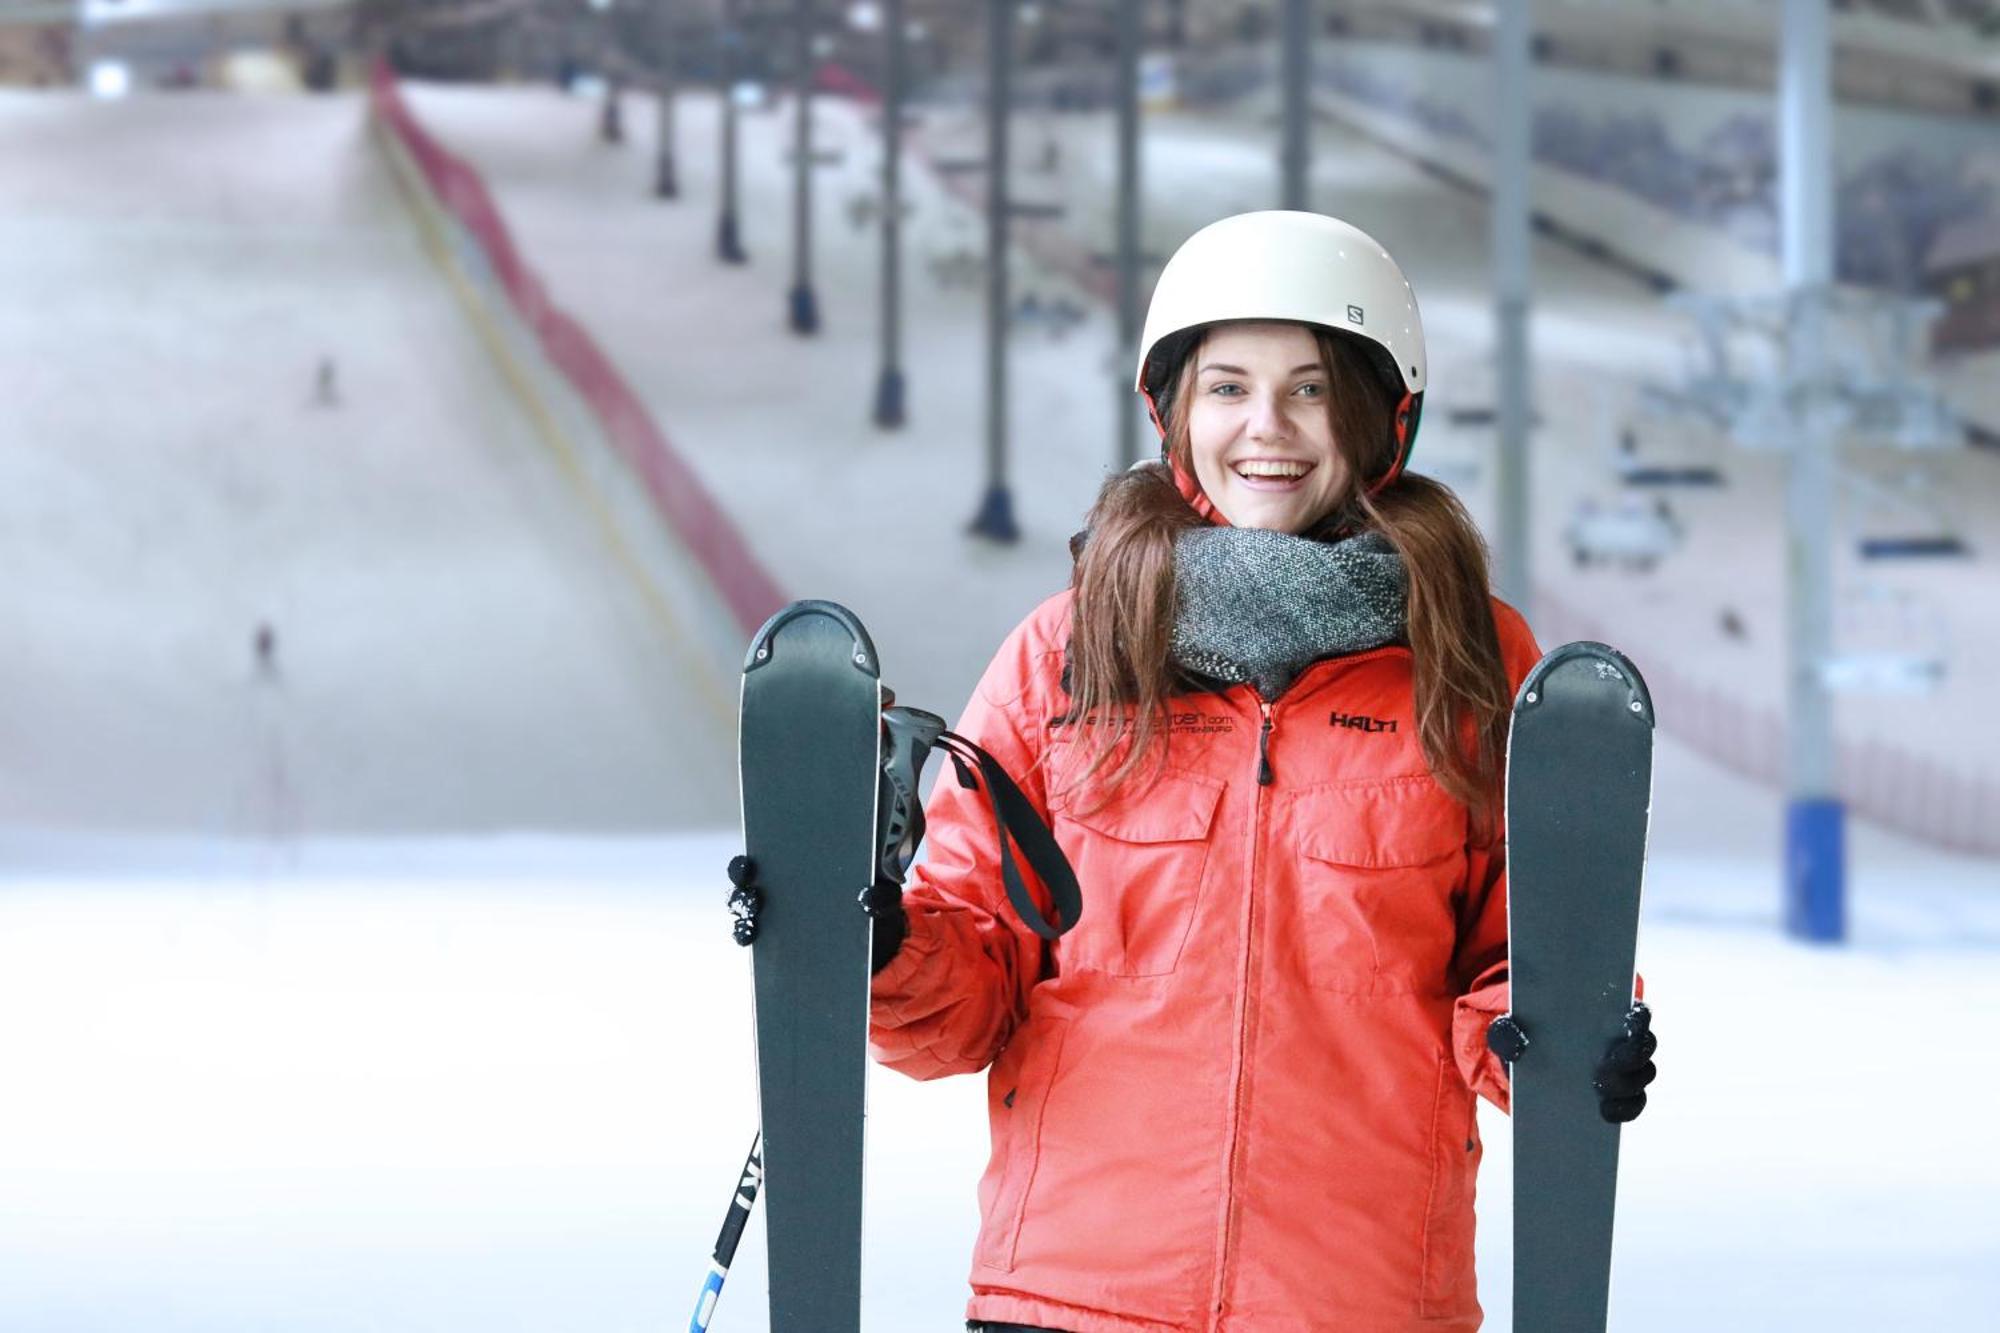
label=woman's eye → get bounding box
[1294,382,1325,398]
[1210,383,1244,397]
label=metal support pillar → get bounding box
[873,0,908,427]
[969,0,1019,542]
[1114,0,1144,468]
[1493,0,1532,612]
[1280,0,1310,211]
[716,0,747,262]
[788,0,821,333]
[1780,0,1844,942]
[654,0,679,197]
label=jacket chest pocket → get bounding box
[1282,777,1467,996]
[1049,763,1224,978]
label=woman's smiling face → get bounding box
[1184,322,1350,533]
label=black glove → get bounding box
[1485,1002,1658,1125]
[1593,1002,1657,1124]
[1486,1011,1530,1065]
[858,874,909,976]
[727,853,909,976]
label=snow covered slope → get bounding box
[0,91,733,833]
[0,735,1994,1331]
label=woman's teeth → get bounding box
[1234,461,1313,485]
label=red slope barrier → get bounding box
[370,59,787,639]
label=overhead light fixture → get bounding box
[89,60,130,98]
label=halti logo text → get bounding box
[1330,711,1399,734]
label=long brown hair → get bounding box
[1058,326,1512,832]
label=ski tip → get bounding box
[1514,641,1654,728]
[744,599,882,679]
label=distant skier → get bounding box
[856,212,1658,1332]
[245,618,297,851]
[600,76,624,144]
[1653,494,1680,534]
[313,356,340,408]
[253,621,280,683]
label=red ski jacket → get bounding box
[870,588,1544,1332]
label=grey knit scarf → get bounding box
[1170,527,1408,700]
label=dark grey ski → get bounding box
[1505,641,1653,1333]
[739,600,883,1333]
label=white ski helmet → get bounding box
[1135,210,1427,488]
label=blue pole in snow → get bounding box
[1786,799,1845,941]
[1779,0,1844,943]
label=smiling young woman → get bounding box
[864,211,1656,1333]
[1061,214,1512,828]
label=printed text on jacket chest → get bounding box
[1329,710,1402,734]
[1169,711,1236,735]
[1059,712,1235,735]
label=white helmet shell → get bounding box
[1134,211,1426,399]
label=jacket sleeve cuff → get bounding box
[1453,962,1512,1115]
[867,910,999,1080]
[869,909,944,1008]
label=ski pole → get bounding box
[690,1132,764,1333]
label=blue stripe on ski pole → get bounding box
[689,1262,727,1333]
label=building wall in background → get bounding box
[1165,38,1998,352]
[0,23,71,86]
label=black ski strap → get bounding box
[932,730,1081,942]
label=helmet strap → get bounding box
[1364,389,1417,498]
[1143,385,1228,527]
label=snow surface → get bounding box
[0,90,734,834]
[1,81,1996,1332]
[2,748,1996,1332]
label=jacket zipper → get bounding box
[1255,700,1274,786]
[1214,693,1274,1326]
